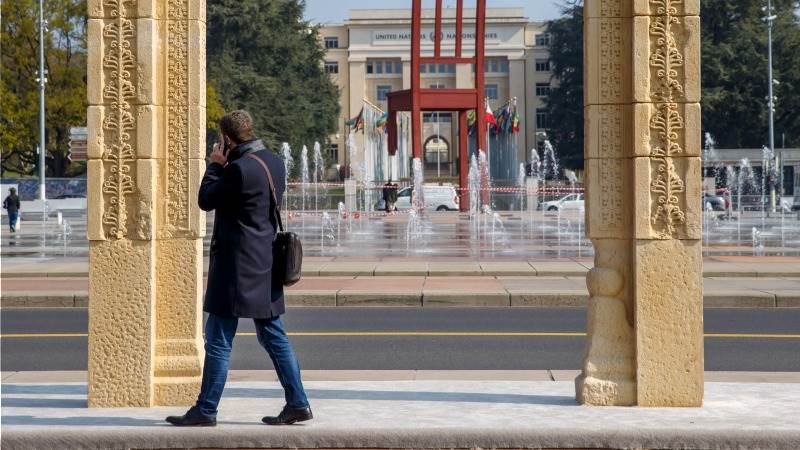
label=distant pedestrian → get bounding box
[383,180,398,214]
[166,110,311,427]
[3,187,20,233]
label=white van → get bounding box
[392,184,460,211]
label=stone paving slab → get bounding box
[2,381,799,450]
[426,261,483,276]
[478,261,536,276]
[373,262,428,276]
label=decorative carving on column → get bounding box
[165,0,191,237]
[101,0,137,240]
[649,0,688,238]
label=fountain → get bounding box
[280,142,294,210]
[313,141,325,211]
[752,227,765,256]
[529,148,541,240]
[320,211,336,255]
[412,157,425,212]
[542,140,559,184]
[300,145,309,211]
[468,154,480,217]
[517,163,526,238]
[478,150,490,212]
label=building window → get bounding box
[429,83,446,89]
[367,59,402,76]
[324,61,339,74]
[484,58,509,74]
[485,84,499,100]
[420,63,455,74]
[377,85,392,101]
[324,37,339,49]
[423,113,453,123]
[328,143,339,162]
[535,59,550,72]
[535,33,551,46]
[536,108,549,129]
[536,82,551,97]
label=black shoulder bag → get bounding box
[245,154,303,287]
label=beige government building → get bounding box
[319,7,554,178]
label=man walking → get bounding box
[166,110,311,427]
[3,187,21,233]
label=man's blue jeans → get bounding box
[8,212,17,232]
[196,313,309,417]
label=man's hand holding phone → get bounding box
[210,134,229,166]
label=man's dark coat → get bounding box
[199,139,287,319]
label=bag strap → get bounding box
[245,153,285,232]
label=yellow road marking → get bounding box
[1,332,799,339]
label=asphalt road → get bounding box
[2,307,799,372]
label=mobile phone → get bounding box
[218,132,230,155]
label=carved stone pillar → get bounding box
[578,0,703,407]
[87,0,205,407]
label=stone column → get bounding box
[577,0,703,407]
[87,0,205,407]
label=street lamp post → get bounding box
[765,0,777,212]
[38,0,48,201]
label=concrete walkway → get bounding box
[2,379,799,449]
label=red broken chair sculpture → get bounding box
[386,0,488,212]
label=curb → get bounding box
[3,269,799,278]
[2,291,797,308]
[3,426,799,450]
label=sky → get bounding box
[303,0,563,24]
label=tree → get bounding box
[1,0,87,177]
[544,1,584,170]
[701,0,800,149]
[545,0,800,170]
[206,0,340,175]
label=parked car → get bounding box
[702,192,726,211]
[377,184,460,212]
[539,193,584,211]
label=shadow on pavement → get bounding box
[226,387,577,406]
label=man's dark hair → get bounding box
[219,110,255,144]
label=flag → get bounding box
[485,103,498,127]
[467,110,477,127]
[375,112,389,133]
[502,106,512,134]
[511,109,520,134]
[345,108,364,131]
[496,105,510,134]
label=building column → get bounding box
[509,59,527,162]
[402,60,412,90]
[87,0,205,407]
[577,0,703,407]
[348,60,366,172]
